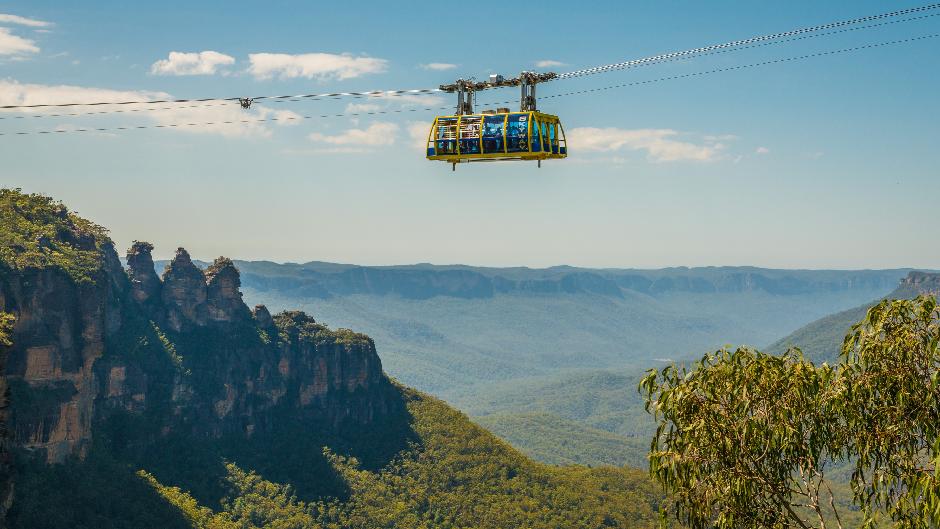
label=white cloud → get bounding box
[143,104,301,138]
[0,79,169,110]
[535,60,565,68]
[0,13,50,57]
[0,27,38,56]
[345,102,381,114]
[150,51,235,76]
[147,106,269,138]
[247,52,388,80]
[407,121,430,148]
[0,13,51,27]
[266,108,302,126]
[704,134,738,142]
[362,92,445,107]
[0,79,300,138]
[308,122,399,150]
[421,62,457,71]
[756,146,770,155]
[567,127,727,162]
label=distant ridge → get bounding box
[768,271,940,363]
[145,258,916,396]
[153,259,915,300]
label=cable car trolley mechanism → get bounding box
[426,71,567,170]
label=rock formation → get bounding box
[126,241,162,312]
[0,232,400,475]
[0,241,128,463]
[205,257,251,323]
[161,248,208,332]
[253,304,275,330]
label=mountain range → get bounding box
[4,187,935,528]
[212,258,940,510]
[0,189,664,529]
[202,259,933,468]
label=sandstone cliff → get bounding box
[0,314,14,522]
[2,240,399,459]
[892,270,940,299]
[0,190,401,524]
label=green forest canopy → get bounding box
[10,392,666,529]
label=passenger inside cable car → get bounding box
[507,114,528,152]
[483,115,504,153]
[459,116,481,154]
[435,117,457,155]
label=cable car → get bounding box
[426,72,567,170]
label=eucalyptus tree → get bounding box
[641,296,940,529]
[841,296,940,528]
[640,347,845,529]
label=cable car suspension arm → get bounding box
[439,72,558,114]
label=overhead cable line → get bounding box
[0,101,242,120]
[0,104,462,136]
[544,33,940,100]
[0,88,444,111]
[260,11,940,105]
[0,90,446,119]
[0,3,937,112]
[556,2,940,79]
[5,10,937,121]
[3,33,936,137]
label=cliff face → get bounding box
[161,248,209,332]
[1,243,399,464]
[104,247,398,441]
[0,314,14,520]
[0,244,128,463]
[126,241,162,313]
[0,193,402,513]
[892,271,940,299]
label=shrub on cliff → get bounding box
[0,312,13,346]
[274,311,373,348]
[0,188,108,284]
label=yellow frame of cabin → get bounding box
[426,111,567,164]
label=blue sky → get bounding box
[1,1,938,269]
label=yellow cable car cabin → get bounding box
[426,109,567,166]
[428,72,566,169]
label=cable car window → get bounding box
[459,116,482,154]
[436,118,458,155]
[531,118,541,152]
[548,122,558,153]
[483,115,505,154]
[541,122,549,152]
[506,113,528,152]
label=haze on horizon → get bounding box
[2,0,938,270]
